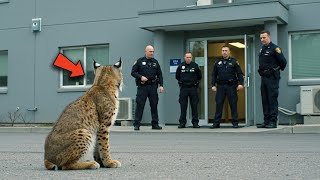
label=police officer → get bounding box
[131,45,164,131]
[211,46,244,128]
[257,30,287,128]
[176,52,202,128]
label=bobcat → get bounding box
[44,58,123,170]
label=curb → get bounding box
[292,124,320,134]
[0,127,52,133]
[0,125,319,133]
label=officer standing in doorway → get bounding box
[176,52,202,128]
[257,30,287,128]
[131,45,164,131]
[211,45,244,128]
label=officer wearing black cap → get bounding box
[131,45,164,131]
[211,45,244,129]
[176,52,202,128]
[257,30,287,128]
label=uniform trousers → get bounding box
[214,84,239,124]
[179,86,199,125]
[260,76,279,125]
[133,84,159,127]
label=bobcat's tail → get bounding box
[44,159,58,170]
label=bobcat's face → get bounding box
[93,58,123,91]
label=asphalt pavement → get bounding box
[0,131,320,180]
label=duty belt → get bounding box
[181,84,196,88]
[217,80,236,85]
[179,81,199,88]
[140,79,158,85]
[258,66,280,77]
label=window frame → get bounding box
[0,50,8,93]
[58,44,109,91]
[288,31,320,86]
[0,0,9,4]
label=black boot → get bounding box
[178,124,186,128]
[232,123,239,128]
[210,123,220,129]
[265,122,277,128]
[152,124,162,130]
[193,123,200,128]
[257,123,268,128]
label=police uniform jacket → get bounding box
[211,57,244,86]
[176,61,202,86]
[131,56,163,86]
[259,42,287,71]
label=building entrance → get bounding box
[187,35,254,126]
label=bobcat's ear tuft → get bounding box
[114,57,122,68]
[93,59,101,74]
[93,59,101,69]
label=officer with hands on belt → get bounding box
[176,52,202,128]
[257,30,287,128]
[211,45,244,129]
[131,45,164,131]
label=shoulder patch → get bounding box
[275,47,281,54]
[133,60,137,65]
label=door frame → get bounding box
[186,35,255,126]
[244,34,256,126]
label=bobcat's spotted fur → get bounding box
[44,59,122,170]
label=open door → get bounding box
[244,34,255,126]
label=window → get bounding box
[0,50,8,89]
[289,31,320,82]
[60,45,109,88]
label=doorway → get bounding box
[207,40,245,124]
[187,35,254,126]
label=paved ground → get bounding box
[1,124,320,134]
[0,132,320,180]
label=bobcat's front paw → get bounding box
[89,161,101,169]
[105,159,121,168]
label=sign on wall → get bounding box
[170,59,181,74]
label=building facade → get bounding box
[0,0,319,126]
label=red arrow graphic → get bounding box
[53,53,85,78]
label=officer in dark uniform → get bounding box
[131,45,164,131]
[211,45,244,128]
[176,52,202,128]
[257,30,287,128]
